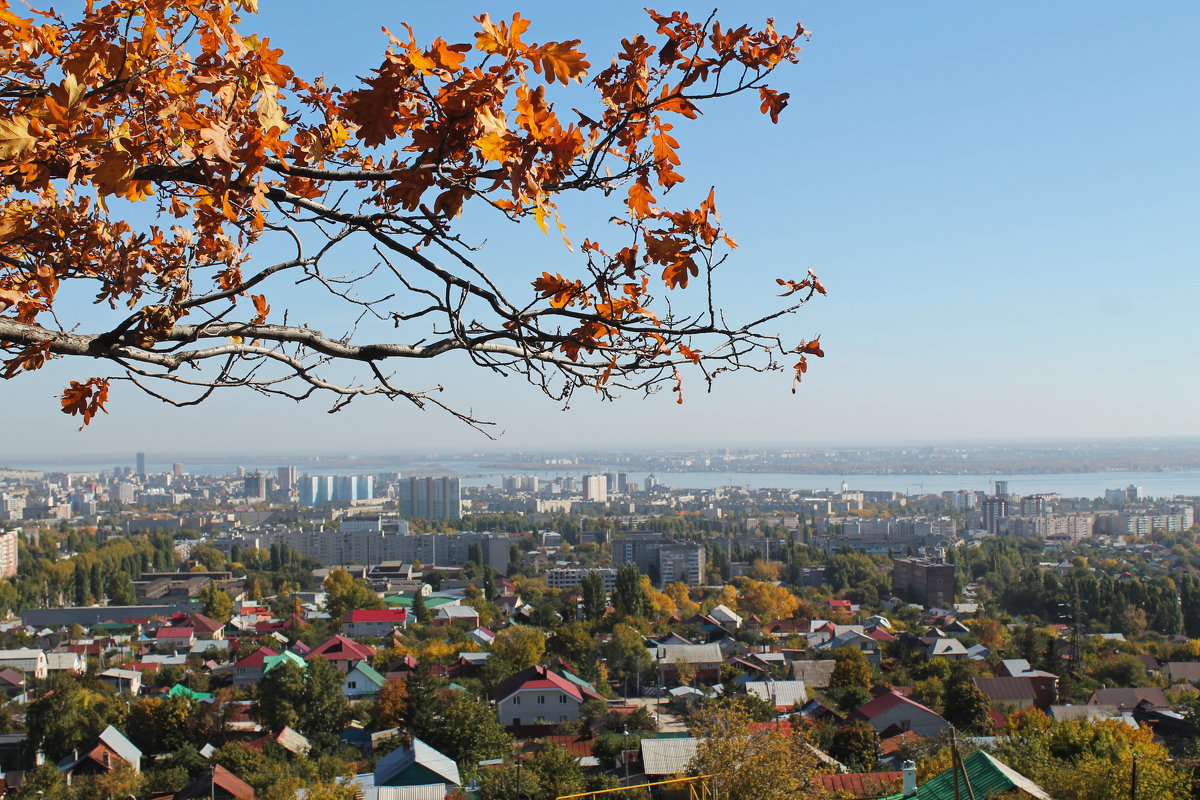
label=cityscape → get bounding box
[0,444,1197,798]
[0,2,1196,800]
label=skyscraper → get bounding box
[277,466,297,493]
[396,477,461,519]
[136,452,146,476]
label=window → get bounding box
[559,695,567,703]
[513,696,521,705]
[537,695,545,704]
[347,680,357,689]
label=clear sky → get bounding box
[7,1,1199,457]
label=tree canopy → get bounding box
[0,1,822,431]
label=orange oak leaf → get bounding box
[61,378,110,428]
[532,272,583,308]
[628,179,656,219]
[807,268,828,295]
[661,255,698,290]
[758,86,790,124]
[776,277,811,297]
[678,344,703,364]
[251,294,270,324]
[531,41,590,85]
[795,337,824,358]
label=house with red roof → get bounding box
[230,646,279,689]
[172,764,255,800]
[153,626,195,653]
[343,608,408,639]
[816,771,902,797]
[305,634,376,673]
[847,690,950,738]
[185,612,225,640]
[493,664,606,727]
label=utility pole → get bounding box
[951,728,960,800]
[1130,755,1138,800]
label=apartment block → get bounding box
[891,557,956,609]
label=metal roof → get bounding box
[879,750,1050,800]
[640,737,698,775]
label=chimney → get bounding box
[902,760,917,796]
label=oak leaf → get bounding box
[531,41,590,85]
[758,87,790,123]
[0,116,36,158]
[61,378,110,428]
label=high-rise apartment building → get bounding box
[583,475,608,503]
[610,534,705,586]
[891,557,956,609]
[396,477,461,520]
[277,466,297,493]
[0,531,18,578]
[244,475,267,500]
[982,497,1009,535]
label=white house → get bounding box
[0,648,48,679]
[493,664,605,727]
[708,604,743,629]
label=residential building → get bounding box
[583,475,608,503]
[982,497,1008,535]
[369,736,461,797]
[891,557,956,608]
[0,530,17,578]
[343,608,409,639]
[493,664,606,726]
[396,476,461,520]
[611,534,705,586]
[848,690,950,738]
[544,567,617,592]
[0,648,48,679]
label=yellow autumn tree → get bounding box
[739,579,800,621]
[687,699,821,800]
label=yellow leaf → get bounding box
[256,79,289,135]
[474,132,511,163]
[0,116,35,158]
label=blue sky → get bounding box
[7,1,1198,457]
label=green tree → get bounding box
[581,571,608,620]
[405,659,440,738]
[124,695,204,755]
[412,592,432,624]
[323,568,384,625]
[547,622,600,680]
[254,656,350,751]
[24,675,124,762]
[105,571,136,605]
[417,692,513,782]
[829,720,878,772]
[527,743,586,797]
[200,582,235,623]
[829,648,873,691]
[613,563,649,619]
[941,679,991,734]
[602,623,652,687]
[253,660,305,733]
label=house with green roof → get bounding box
[168,684,214,702]
[262,650,307,675]
[342,660,385,698]
[881,751,1050,800]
